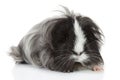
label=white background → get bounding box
[0,0,120,80]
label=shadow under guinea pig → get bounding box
[12,64,104,80]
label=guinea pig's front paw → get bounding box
[92,65,104,71]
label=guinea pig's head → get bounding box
[48,10,104,72]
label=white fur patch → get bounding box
[73,18,86,54]
[71,53,88,62]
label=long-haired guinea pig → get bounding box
[10,7,104,72]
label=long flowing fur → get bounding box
[10,7,104,72]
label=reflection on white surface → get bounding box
[12,64,104,80]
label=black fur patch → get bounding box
[51,17,75,51]
[50,17,77,72]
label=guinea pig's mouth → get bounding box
[53,59,84,72]
[60,62,83,72]
[73,62,83,71]
[53,53,84,72]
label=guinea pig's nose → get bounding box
[72,51,84,56]
[71,51,88,63]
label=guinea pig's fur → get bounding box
[10,7,104,72]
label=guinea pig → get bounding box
[10,7,104,72]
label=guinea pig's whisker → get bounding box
[91,56,103,62]
[54,58,64,66]
[55,57,68,70]
[65,59,74,72]
[55,56,67,65]
[89,56,103,64]
[59,59,69,71]
[90,53,101,57]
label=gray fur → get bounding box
[10,46,23,63]
[10,18,59,68]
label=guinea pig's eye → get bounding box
[86,50,97,53]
